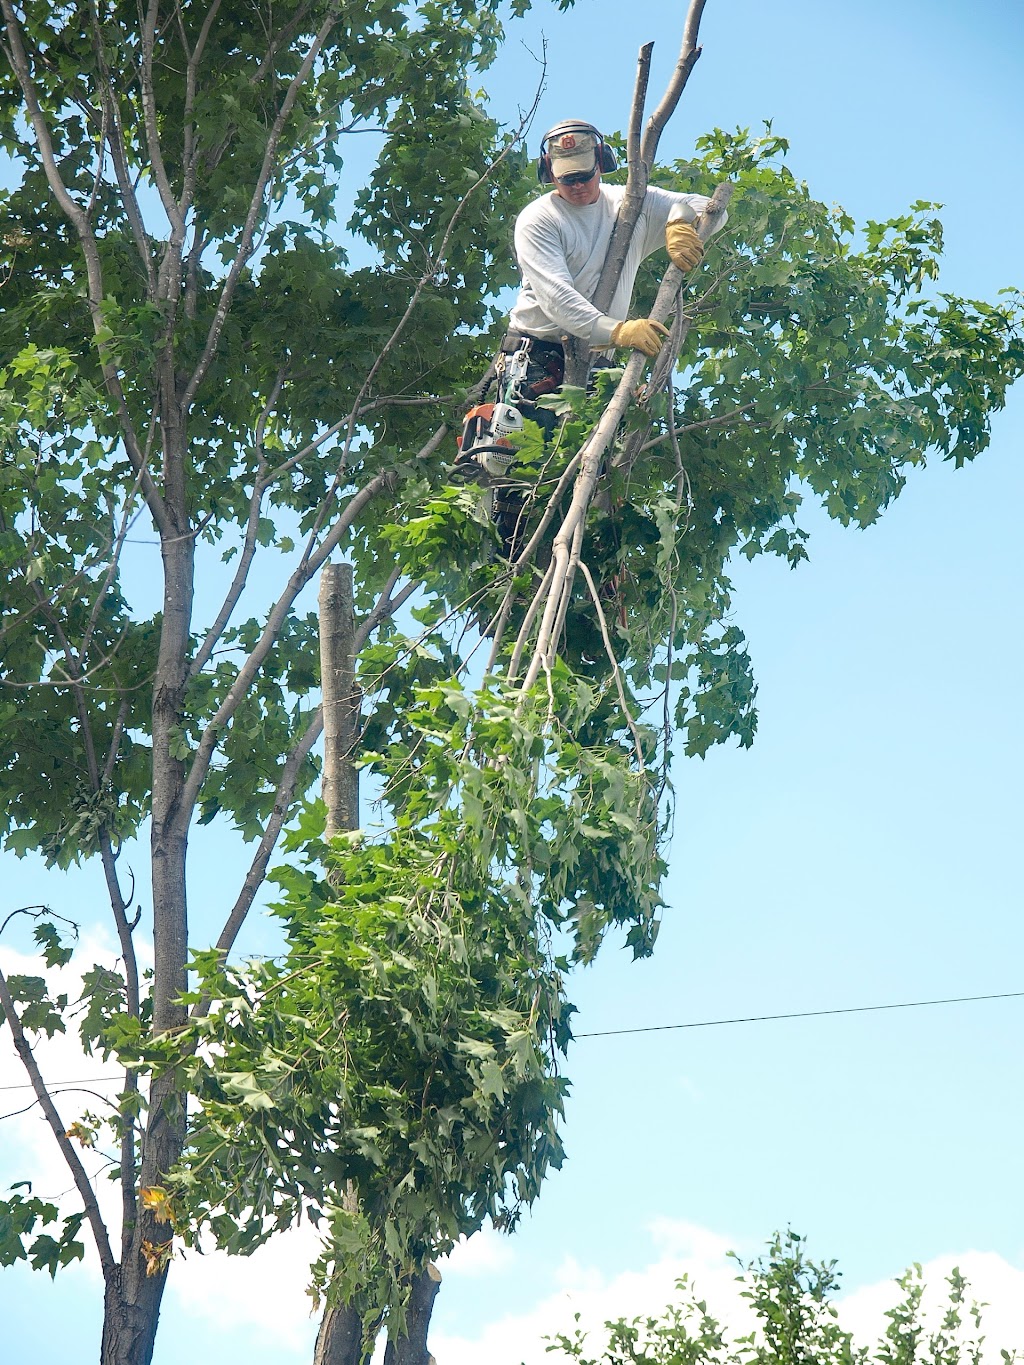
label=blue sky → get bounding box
[1,0,1022,1360]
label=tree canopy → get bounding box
[0,1,1022,1363]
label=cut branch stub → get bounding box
[319,562,359,842]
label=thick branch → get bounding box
[640,0,709,166]
[202,707,324,974]
[590,43,654,320]
[613,183,734,478]
[139,0,185,235]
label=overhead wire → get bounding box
[573,988,1024,1038]
[1,989,1020,1090]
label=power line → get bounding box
[1,992,1020,1086]
[0,1074,122,1092]
[574,989,1024,1038]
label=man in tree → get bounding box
[511,118,711,363]
[455,118,715,484]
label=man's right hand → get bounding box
[609,318,670,357]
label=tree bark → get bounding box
[319,563,359,841]
[314,562,367,1364]
[97,381,196,1365]
[314,1300,372,1365]
[383,1266,442,1365]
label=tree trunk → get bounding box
[99,409,195,1364]
[314,1302,372,1365]
[318,563,359,842]
[314,563,368,1364]
[383,1266,442,1365]
[99,1259,169,1365]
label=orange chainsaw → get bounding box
[453,342,532,479]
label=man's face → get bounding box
[554,165,602,206]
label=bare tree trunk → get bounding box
[319,563,359,841]
[99,408,195,1361]
[314,562,367,1364]
[313,567,441,1364]
[315,1300,371,1365]
[383,1266,442,1365]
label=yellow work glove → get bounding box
[665,219,704,272]
[608,317,670,357]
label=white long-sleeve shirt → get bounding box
[508,183,715,348]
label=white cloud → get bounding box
[431,1218,755,1365]
[440,1227,518,1279]
[168,1223,322,1356]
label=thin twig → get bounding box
[579,560,646,770]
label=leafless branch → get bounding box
[0,963,115,1274]
[579,560,646,770]
[565,2,709,387]
[641,0,708,165]
[139,0,186,237]
[197,706,324,979]
[592,43,654,318]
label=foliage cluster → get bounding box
[549,1231,1014,1365]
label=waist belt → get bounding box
[501,331,565,357]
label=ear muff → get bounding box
[537,121,618,183]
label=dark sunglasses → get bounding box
[556,164,598,187]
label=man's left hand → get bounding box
[666,220,704,272]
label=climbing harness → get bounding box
[454,339,532,478]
